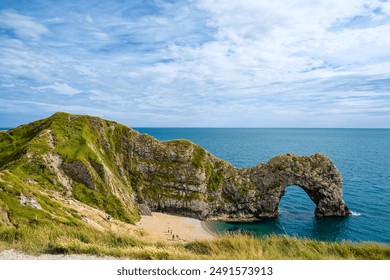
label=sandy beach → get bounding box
[137,212,215,242]
[0,212,215,259]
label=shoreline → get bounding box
[136,212,215,242]
[201,221,219,237]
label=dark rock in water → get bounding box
[0,112,350,225]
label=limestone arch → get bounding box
[254,153,351,218]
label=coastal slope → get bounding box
[0,112,350,230]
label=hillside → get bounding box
[1,112,389,260]
[1,112,141,227]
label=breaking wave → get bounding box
[350,211,362,216]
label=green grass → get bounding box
[0,118,48,167]
[0,224,145,257]
[184,234,390,260]
[0,112,140,225]
[1,225,389,259]
[191,145,206,168]
[205,162,224,191]
[72,182,136,223]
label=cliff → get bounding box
[0,112,350,228]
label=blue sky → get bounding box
[1,0,390,127]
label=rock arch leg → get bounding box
[295,184,350,217]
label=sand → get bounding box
[0,212,215,259]
[137,212,215,242]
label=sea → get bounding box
[135,128,390,245]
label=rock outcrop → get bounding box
[0,112,350,227]
[132,139,350,221]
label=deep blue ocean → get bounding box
[135,128,390,244]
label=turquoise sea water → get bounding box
[136,128,390,244]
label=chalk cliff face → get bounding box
[0,112,350,228]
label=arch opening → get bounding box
[278,185,316,218]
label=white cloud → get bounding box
[89,89,123,103]
[381,2,390,15]
[0,10,48,40]
[91,31,110,41]
[0,38,57,81]
[1,0,389,127]
[35,82,82,96]
[44,17,65,24]
[190,0,390,79]
[74,65,97,77]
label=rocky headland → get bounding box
[0,112,350,230]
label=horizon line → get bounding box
[133,127,390,129]
[2,126,390,130]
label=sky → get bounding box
[1,0,390,128]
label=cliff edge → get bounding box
[0,112,350,228]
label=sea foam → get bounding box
[350,211,362,216]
